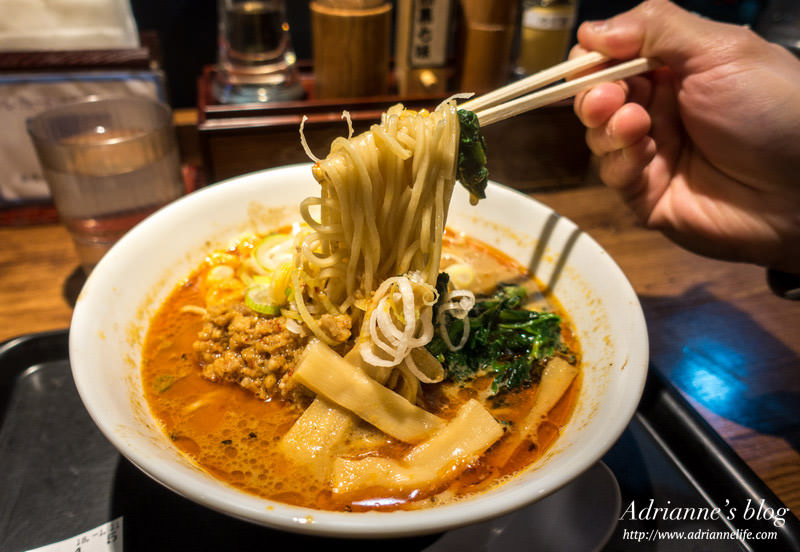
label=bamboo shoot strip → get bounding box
[293,340,444,443]
[332,399,503,494]
[279,345,394,480]
[278,397,355,480]
[279,342,398,480]
[492,357,579,466]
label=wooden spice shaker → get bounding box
[311,0,392,99]
[457,0,518,94]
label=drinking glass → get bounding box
[214,0,304,103]
[27,96,186,274]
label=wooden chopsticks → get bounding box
[463,53,662,127]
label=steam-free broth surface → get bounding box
[142,231,581,511]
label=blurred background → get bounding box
[0,0,787,214]
[129,0,767,108]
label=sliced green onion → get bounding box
[245,283,282,316]
[254,233,293,272]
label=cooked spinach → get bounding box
[456,109,489,202]
[427,281,564,395]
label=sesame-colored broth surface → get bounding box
[141,231,581,511]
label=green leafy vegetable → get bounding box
[456,109,489,202]
[427,282,564,395]
[153,374,176,393]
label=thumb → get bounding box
[576,0,745,72]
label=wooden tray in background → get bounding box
[0,31,160,73]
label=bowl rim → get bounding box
[69,163,649,538]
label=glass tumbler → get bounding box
[26,96,186,274]
[214,0,305,103]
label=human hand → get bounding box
[571,0,800,274]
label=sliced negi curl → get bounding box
[427,280,565,396]
[456,109,489,203]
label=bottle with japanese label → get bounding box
[395,0,453,96]
[516,0,577,76]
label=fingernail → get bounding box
[588,19,611,32]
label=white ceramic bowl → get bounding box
[70,163,648,538]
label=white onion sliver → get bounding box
[341,110,354,139]
[299,115,321,163]
[285,318,306,335]
[398,278,416,341]
[404,351,442,384]
[436,288,475,351]
[361,274,437,370]
[370,302,399,358]
[360,342,398,368]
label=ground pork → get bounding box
[193,302,352,402]
[194,302,308,401]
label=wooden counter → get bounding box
[1,172,798,518]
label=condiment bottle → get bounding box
[516,0,577,76]
[311,0,392,99]
[395,0,453,96]
[458,0,519,93]
[214,0,305,104]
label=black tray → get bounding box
[1,330,799,552]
